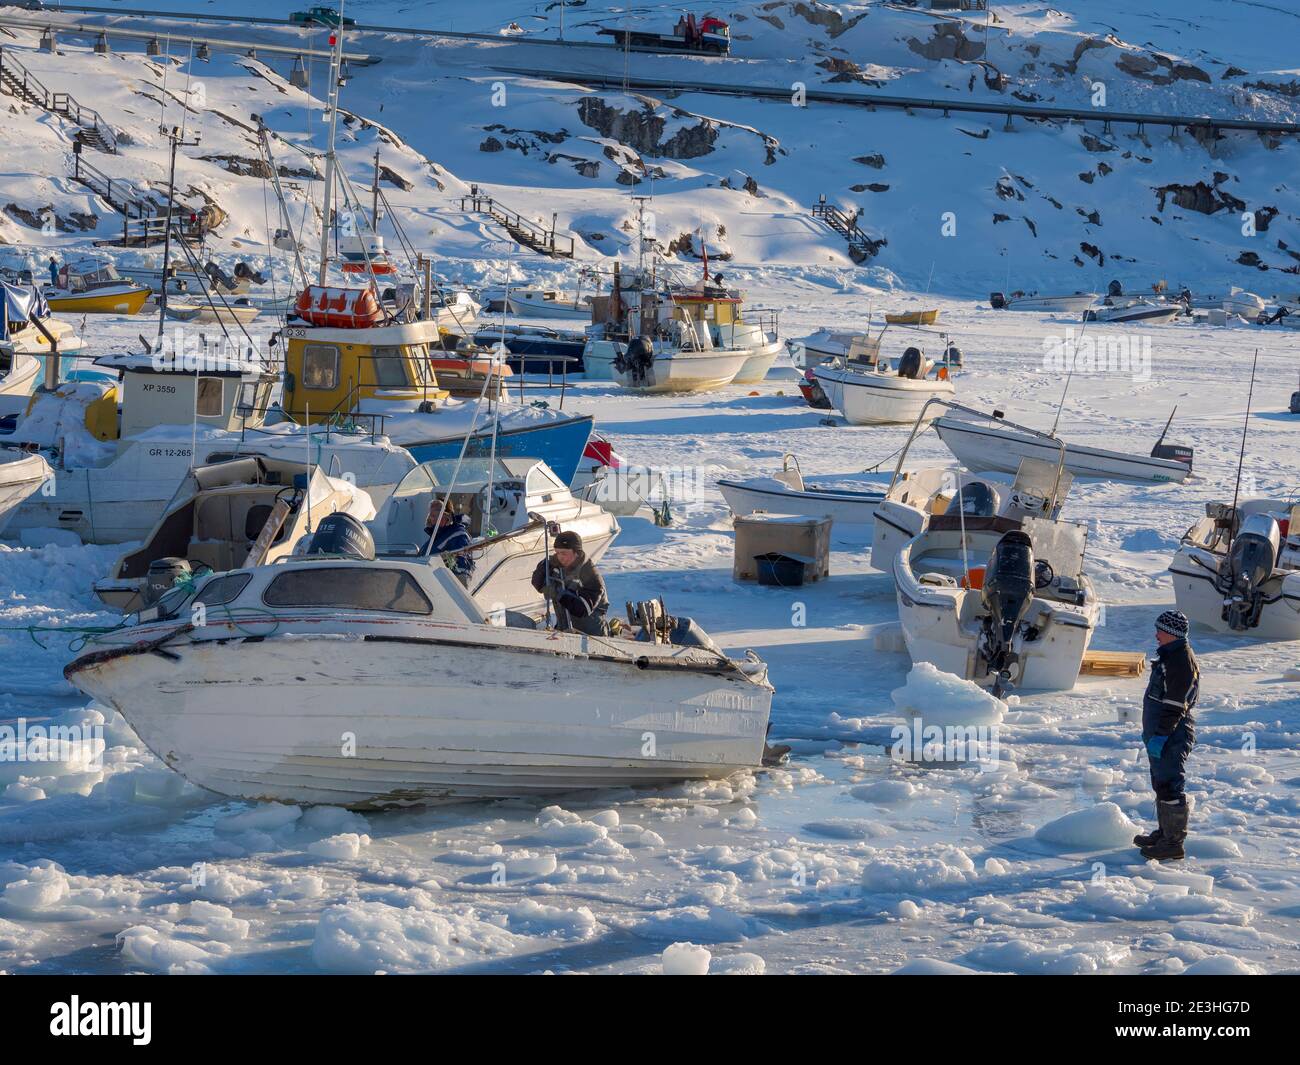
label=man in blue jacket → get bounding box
[1133,610,1199,861]
[424,503,475,585]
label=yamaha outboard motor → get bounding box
[304,512,375,561]
[1216,512,1280,631]
[614,335,655,385]
[958,480,997,517]
[1107,278,1123,299]
[897,346,924,380]
[1290,389,1300,415]
[989,292,1007,310]
[979,530,1036,690]
[944,341,963,368]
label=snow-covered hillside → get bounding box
[1,1,1298,293]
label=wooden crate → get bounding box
[1079,650,1148,678]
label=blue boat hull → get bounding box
[405,414,594,485]
[473,331,586,374]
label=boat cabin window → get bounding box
[302,344,340,390]
[195,572,253,608]
[196,377,224,418]
[371,346,410,387]
[262,567,433,614]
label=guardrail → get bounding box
[0,43,118,151]
[461,193,576,259]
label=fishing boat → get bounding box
[93,457,375,611]
[280,284,594,482]
[63,547,774,807]
[471,324,586,375]
[163,299,262,326]
[43,258,150,315]
[0,450,52,535]
[875,404,1098,692]
[482,287,592,321]
[718,454,884,529]
[612,333,749,393]
[884,308,939,325]
[2,352,417,544]
[2,283,84,385]
[812,345,954,425]
[934,406,1193,484]
[1169,500,1300,640]
[373,456,618,618]
[989,291,1098,314]
[426,349,513,398]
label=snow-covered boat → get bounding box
[1083,298,1182,325]
[1168,500,1300,639]
[373,456,619,619]
[63,549,774,807]
[0,450,52,535]
[3,352,417,544]
[989,291,1098,314]
[483,287,592,321]
[934,407,1193,484]
[163,299,262,326]
[812,346,954,425]
[875,413,1098,692]
[789,328,881,370]
[43,258,150,316]
[718,454,884,529]
[93,457,375,611]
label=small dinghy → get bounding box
[884,309,939,325]
[718,454,884,530]
[1169,500,1300,640]
[64,534,774,807]
[989,291,1098,314]
[93,457,375,612]
[874,411,1099,692]
[812,344,954,425]
[934,406,1193,484]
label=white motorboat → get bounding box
[372,456,619,618]
[0,450,52,535]
[1221,290,1267,320]
[874,406,1098,692]
[63,549,774,807]
[989,291,1098,314]
[790,328,881,369]
[712,314,782,384]
[934,407,1193,484]
[612,334,749,393]
[1169,500,1300,640]
[3,352,418,544]
[484,287,592,321]
[163,299,262,326]
[718,454,884,529]
[1084,298,1182,325]
[813,346,954,425]
[93,457,375,611]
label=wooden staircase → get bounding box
[461,191,575,259]
[0,44,118,154]
[812,199,885,264]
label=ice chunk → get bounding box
[662,942,711,975]
[891,663,1006,727]
[1035,802,1138,849]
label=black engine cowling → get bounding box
[613,336,655,382]
[980,530,1036,685]
[897,346,924,380]
[304,513,375,561]
[1216,513,1280,631]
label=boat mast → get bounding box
[317,6,347,286]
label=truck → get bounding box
[289,7,356,28]
[598,14,730,55]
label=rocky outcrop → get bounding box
[907,23,986,63]
[378,165,414,192]
[4,203,99,232]
[577,97,718,160]
[1117,52,1211,85]
[200,154,273,179]
[854,153,885,169]
[1155,180,1246,215]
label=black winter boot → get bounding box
[1133,803,1162,848]
[1140,799,1188,861]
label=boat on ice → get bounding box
[163,299,262,326]
[63,547,774,807]
[471,324,586,375]
[1169,500,1300,640]
[43,258,150,316]
[372,456,619,619]
[2,351,417,544]
[718,453,884,529]
[789,328,880,371]
[812,345,955,425]
[481,287,592,321]
[884,308,939,325]
[989,291,1098,314]
[92,456,375,612]
[280,284,593,483]
[612,333,750,393]
[1084,297,1183,325]
[874,404,1099,692]
[0,450,52,535]
[934,406,1193,484]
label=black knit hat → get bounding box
[553,530,583,552]
[1155,610,1189,638]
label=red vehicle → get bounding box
[598,13,730,55]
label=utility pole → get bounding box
[372,147,381,230]
[156,122,202,341]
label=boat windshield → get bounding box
[390,457,537,499]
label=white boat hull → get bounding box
[1001,293,1098,314]
[935,417,1190,484]
[813,365,954,425]
[718,476,882,529]
[582,339,618,381]
[732,340,784,385]
[68,623,772,806]
[613,348,749,393]
[1169,548,1300,640]
[0,451,52,535]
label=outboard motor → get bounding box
[979,530,1036,690]
[143,558,191,607]
[989,292,1007,310]
[1216,512,1280,631]
[944,341,963,368]
[1290,390,1300,415]
[304,512,376,561]
[957,480,997,517]
[1107,278,1123,299]
[897,346,924,380]
[614,335,655,384]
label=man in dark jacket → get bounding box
[1133,610,1199,861]
[425,502,475,585]
[530,529,608,636]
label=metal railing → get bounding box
[0,45,117,152]
[460,193,575,259]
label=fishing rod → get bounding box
[1227,348,1260,547]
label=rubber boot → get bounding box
[1140,799,1188,861]
[1133,802,1162,848]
